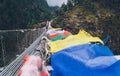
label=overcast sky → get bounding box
[46,0,68,7]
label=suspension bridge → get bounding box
[0,28,46,76]
[0,24,120,76]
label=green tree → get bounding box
[67,0,73,10]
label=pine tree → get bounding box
[67,0,73,10]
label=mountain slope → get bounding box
[52,0,120,54]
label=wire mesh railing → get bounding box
[0,28,46,76]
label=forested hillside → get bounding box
[52,0,120,54]
[0,0,54,30]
